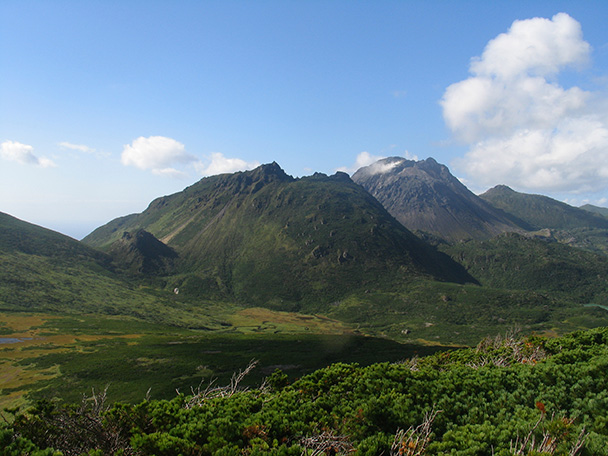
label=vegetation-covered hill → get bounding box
[479,186,608,256]
[0,211,109,262]
[580,204,608,218]
[0,212,221,327]
[480,185,608,231]
[440,232,608,304]
[352,157,527,242]
[83,163,473,311]
[4,327,608,455]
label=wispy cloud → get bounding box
[0,140,57,168]
[442,13,608,194]
[121,136,196,177]
[58,142,95,153]
[195,152,260,176]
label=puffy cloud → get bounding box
[195,152,260,176]
[0,140,56,167]
[121,136,196,175]
[442,13,608,193]
[470,12,590,80]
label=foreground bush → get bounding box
[3,328,608,455]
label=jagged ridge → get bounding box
[84,163,474,310]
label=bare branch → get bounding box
[391,407,440,456]
[300,430,356,456]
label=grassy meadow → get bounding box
[0,309,451,411]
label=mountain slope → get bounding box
[480,185,608,230]
[352,157,527,242]
[441,232,608,304]
[0,211,110,261]
[108,229,178,275]
[581,204,608,218]
[0,212,205,326]
[84,163,474,310]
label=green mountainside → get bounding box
[441,232,608,304]
[480,185,608,256]
[0,211,109,261]
[84,163,473,311]
[0,212,221,327]
[352,157,528,242]
[480,185,608,231]
[581,203,608,218]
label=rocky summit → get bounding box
[352,157,525,242]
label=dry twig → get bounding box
[391,407,440,456]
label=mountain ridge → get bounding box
[84,162,474,310]
[480,184,608,231]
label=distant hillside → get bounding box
[84,163,474,310]
[352,157,527,242]
[441,232,608,304]
[0,211,110,261]
[581,204,608,218]
[480,185,608,230]
[0,212,206,326]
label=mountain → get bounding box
[351,157,527,242]
[581,204,608,218]
[480,185,608,230]
[84,163,474,310]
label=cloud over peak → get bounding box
[195,152,260,176]
[337,152,386,175]
[442,13,608,194]
[121,136,196,176]
[121,136,260,178]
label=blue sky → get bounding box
[2,1,608,239]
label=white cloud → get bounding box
[365,159,404,175]
[470,12,590,80]
[442,13,608,194]
[58,142,94,153]
[121,136,196,176]
[152,167,189,178]
[195,152,260,176]
[337,150,419,175]
[337,151,386,174]
[0,140,56,168]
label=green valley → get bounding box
[2,159,608,455]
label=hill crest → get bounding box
[480,185,608,230]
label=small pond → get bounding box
[0,338,30,344]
